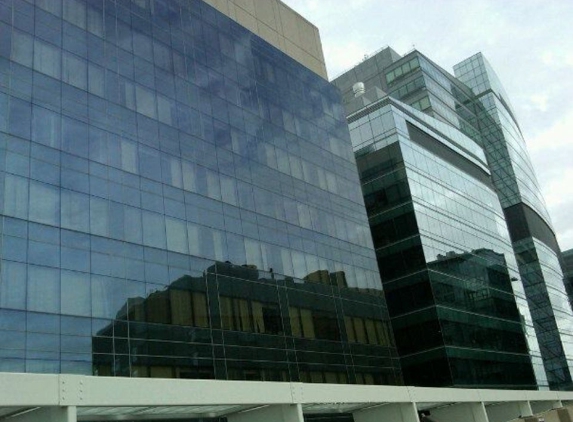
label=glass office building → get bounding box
[334,48,573,389]
[346,93,539,389]
[455,54,573,389]
[0,0,402,385]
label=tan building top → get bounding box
[202,0,328,79]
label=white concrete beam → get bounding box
[486,401,532,422]
[228,404,304,422]
[5,406,77,422]
[0,374,59,406]
[353,403,420,422]
[429,402,489,422]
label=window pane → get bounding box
[166,217,188,254]
[29,181,60,226]
[0,261,27,309]
[61,190,89,232]
[170,289,192,326]
[61,270,91,316]
[142,211,166,249]
[12,31,33,67]
[32,106,61,148]
[27,265,60,313]
[34,39,61,78]
[3,174,29,219]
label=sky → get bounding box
[283,0,573,252]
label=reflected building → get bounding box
[0,0,401,385]
[333,48,573,389]
[92,261,395,383]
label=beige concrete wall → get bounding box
[202,0,328,79]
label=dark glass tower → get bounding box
[334,47,573,389]
[0,0,401,385]
[346,93,538,389]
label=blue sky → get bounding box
[283,0,573,251]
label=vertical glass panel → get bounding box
[0,261,27,310]
[142,211,166,249]
[88,63,105,97]
[135,85,156,118]
[375,321,388,346]
[61,190,89,232]
[63,0,86,29]
[124,206,143,244]
[90,197,109,237]
[353,317,366,343]
[344,317,355,342]
[62,52,87,89]
[157,95,173,125]
[165,217,188,254]
[29,181,60,226]
[193,292,209,328]
[300,309,315,339]
[220,296,233,330]
[187,223,200,257]
[213,230,227,261]
[9,98,31,139]
[62,117,88,158]
[139,145,161,180]
[3,174,29,219]
[161,154,182,188]
[291,250,307,279]
[37,0,62,16]
[89,127,107,164]
[252,301,264,333]
[12,31,33,67]
[244,238,262,269]
[226,233,246,265]
[182,161,197,193]
[27,265,60,313]
[289,307,301,337]
[34,39,61,78]
[170,289,192,326]
[91,276,122,319]
[220,174,237,205]
[61,270,91,317]
[238,299,251,332]
[120,139,138,173]
[365,319,377,345]
[206,169,221,200]
[32,106,61,148]
[87,7,103,36]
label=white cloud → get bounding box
[529,94,549,113]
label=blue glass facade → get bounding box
[0,0,401,384]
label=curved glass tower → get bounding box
[0,0,401,385]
